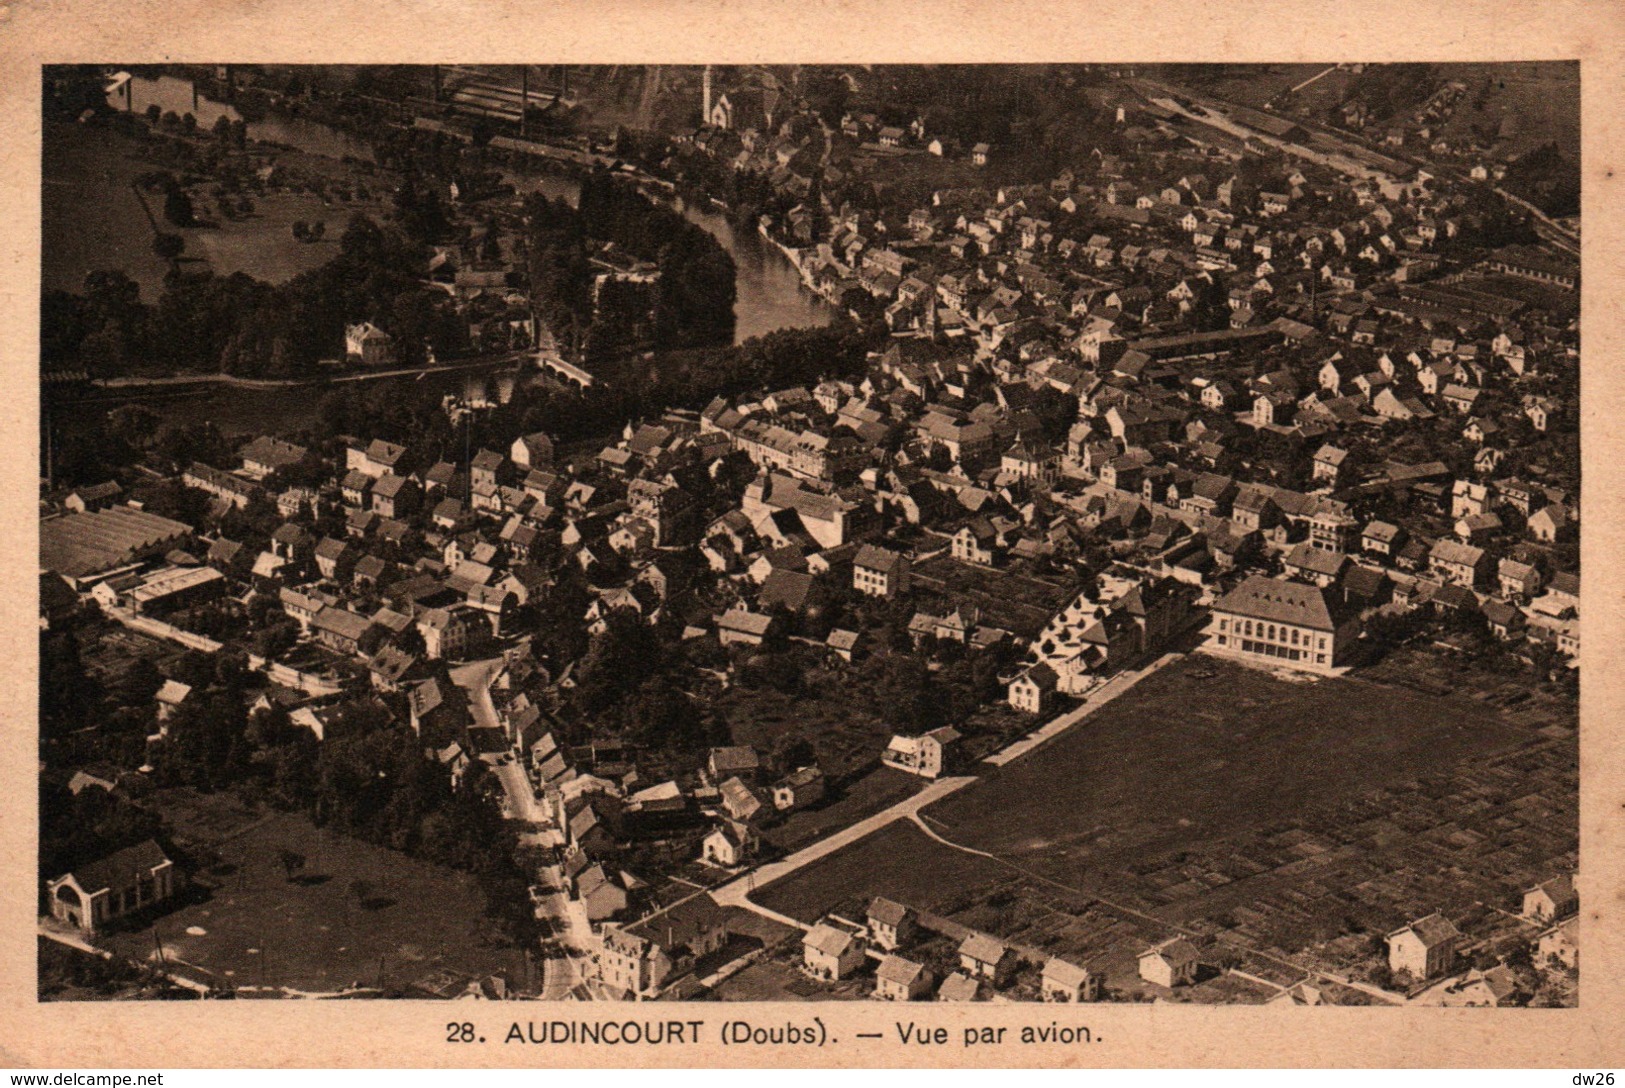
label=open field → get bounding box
[179,190,344,284]
[753,654,1575,996]
[97,802,524,995]
[43,123,175,299]
[923,656,1536,867]
[756,819,1006,924]
[1430,62,1580,161]
[44,121,376,301]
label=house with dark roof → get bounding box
[1387,913,1459,980]
[47,840,175,934]
[240,436,308,478]
[1138,937,1200,988]
[1205,575,1359,674]
[867,897,918,951]
[595,893,728,998]
[853,543,911,598]
[958,933,1016,988]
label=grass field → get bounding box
[1430,62,1580,161]
[43,122,174,299]
[97,805,524,995]
[44,121,375,302]
[919,656,1532,871]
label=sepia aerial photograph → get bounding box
[38,61,1579,1008]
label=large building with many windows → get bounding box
[1204,575,1359,675]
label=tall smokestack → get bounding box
[702,65,713,125]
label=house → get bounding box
[1522,875,1577,924]
[240,435,307,479]
[314,537,357,582]
[1041,958,1100,1002]
[701,820,757,868]
[773,765,827,811]
[1436,965,1520,1008]
[1362,520,1406,558]
[1138,937,1200,988]
[594,893,728,998]
[1529,504,1570,543]
[417,607,468,660]
[951,520,999,565]
[1268,981,1327,1006]
[803,921,866,980]
[958,933,1016,988]
[1386,913,1460,981]
[510,431,554,470]
[370,473,419,520]
[1283,542,1350,588]
[875,954,933,1001]
[853,544,911,598]
[64,481,123,513]
[46,840,175,935]
[574,863,631,923]
[718,776,767,823]
[309,606,372,656]
[867,897,918,951]
[1205,575,1359,674]
[826,628,864,663]
[1312,444,1349,486]
[1429,539,1488,587]
[882,726,959,778]
[1008,663,1059,714]
[707,746,763,785]
[155,679,193,725]
[345,322,394,366]
[716,608,778,648]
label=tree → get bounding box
[163,188,195,228]
[153,232,185,260]
[278,849,307,881]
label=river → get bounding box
[107,74,831,346]
[500,174,831,345]
[78,74,832,437]
[108,73,376,163]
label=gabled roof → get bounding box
[55,839,170,894]
[804,922,858,957]
[1391,912,1459,947]
[869,897,911,927]
[958,933,1009,964]
[876,954,928,986]
[1212,575,1345,632]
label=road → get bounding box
[983,651,1183,766]
[449,656,576,982]
[89,351,528,393]
[711,774,979,930]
